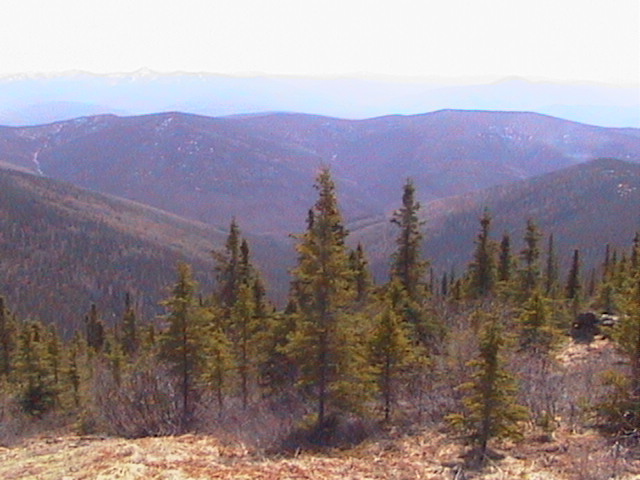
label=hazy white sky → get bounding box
[2,0,639,86]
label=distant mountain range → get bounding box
[0,73,638,128]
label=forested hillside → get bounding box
[1,167,640,480]
[355,157,640,281]
[0,166,291,333]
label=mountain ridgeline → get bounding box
[1,110,639,236]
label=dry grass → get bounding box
[0,426,638,480]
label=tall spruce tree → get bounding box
[120,292,139,356]
[287,168,369,425]
[214,219,243,310]
[390,179,427,300]
[544,234,559,296]
[467,209,496,298]
[497,233,512,285]
[65,333,83,408]
[566,249,581,300]
[518,219,542,297]
[85,304,105,352]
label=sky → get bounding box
[2,0,639,86]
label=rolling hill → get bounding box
[0,110,638,238]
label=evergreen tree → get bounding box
[0,297,16,377]
[214,219,239,306]
[497,233,512,284]
[369,280,423,421]
[287,168,369,425]
[47,325,62,388]
[258,312,297,396]
[228,282,260,410]
[467,209,496,298]
[202,308,234,414]
[121,292,139,356]
[390,179,427,300]
[159,262,208,426]
[518,290,558,354]
[448,312,528,458]
[85,304,105,352]
[441,272,448,297]
[518,219,541,297]
[544,234,559,296]
[616,279,640,396]
[15,320,57,416]
[214,219,247,310]
[349,243,372,304]
[602,243,612,282]
[632,232,640,274]
[566,249,581,300]
[65,333,84,408]
[601,278,640,434]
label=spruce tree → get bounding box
[601,278,640,433]
[65,333,84,408]
[349,243,372,304]
[202,308,234,414]
[369,280,423,421]
[616,279,640,396]
[85,304,105,352]
[566,249,581,300]
[214,219,246,310]
[258,312,297,396]
[228,282,260,410]
[632,232,640,274]
[15,320,57,416]
[448,312,528,459]
[389,180,441,346]
[0,297,16,377]
[518,219,541,297]
[544,234,559,296]
[467,209,496,298]
[287,168,369,425]
[497,233,512,285]
[121,292,139,356]
[390,179,427,300]
[518,290,558,354]
[159,262,208,427]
